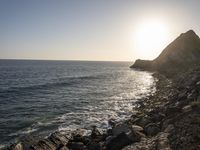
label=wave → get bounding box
[0,74,105,95]
[8,127,38,137]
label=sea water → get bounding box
[0,60,156,146]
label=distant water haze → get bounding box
[0,60,156,147]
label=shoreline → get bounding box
[4,71,162,150]
[6,67,200,150]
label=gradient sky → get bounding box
[1,0,200,61]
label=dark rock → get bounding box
[196,81,200,85]
[108,119,116,127]
[48,132,69,146]
[58,146,69,150]
[149,112,165,122]
[156,132,171,150]
[91,126,101,139]
[130,59,152,70]
[112,123,130,136]
[106,132,132,150]
[127,129,144,142]
[187,89,198,100]
[165,106,182,117]
[144,123,160,136]
[131,125,143,132]
[164,124,174,133]
[88,142,102,150]
[71,129,89,144]
[134,116,152,128]
[182,105,192,112]
[106,128,112,136]
[67,142,86,150]
[178,91,188,100]
[30,132,69,150]
[197,95,200,101]
[7,143,23,150]
[72,129,87,137]
[31,139,57,150]
[105,136,113,145]
[81,136,91,146]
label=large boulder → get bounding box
[111,123,131,136]
[31,132,70,150]
[144,123,160,136]
[48,132,69,146]
[106,123,144,150]
[67,142,87,150]
[105,132,132,150]
[31,139,57,150]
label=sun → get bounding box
[133,20,170,60]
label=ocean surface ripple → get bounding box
[0,60,156,146]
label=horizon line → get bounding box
[0,58,133,62]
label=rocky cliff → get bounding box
[131,30,200,75]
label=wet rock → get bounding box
[164,124,174,133]
[106,128,112,136]
[88,142,102,150]
[178,91,187,100]
[150,112,165,122]
[31,139,57,150]
[82,136,92,145]
[197,95,200,101]
[134,116,152,128]
[187,89,199,100]
[67,142,86,150]
[91,126,101,139]
[131,125,143,132]
[196,81,200,85]
[48,132,69,146]
[127,129,144,142]
[72,129,89,144]
[30,132,69,150]
[7,143,23,150]
[156,132,171,150]
[165,106,182,117]
[190,101,200,111]
[59,146,69,150]
[144,123,160,136]
[108,119,116,127]
[106,132,132,150]
[72,129,87,137]
[112,123,130,136]
[122,137,157,150]
[105,136,113,145]
[182,105,192,112]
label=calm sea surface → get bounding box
[0,60,156,147]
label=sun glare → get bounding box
[133,20,170,60]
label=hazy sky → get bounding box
[1,0,200,61]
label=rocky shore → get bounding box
[5,66,200,150]
[5,30,200,150]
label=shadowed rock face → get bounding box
[131,30,200,75]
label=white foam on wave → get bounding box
[51,72,157,133]
[8,127,38,137]
[37,121,53,126]
[0,144,6,149]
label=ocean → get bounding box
[0,60,156,147]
